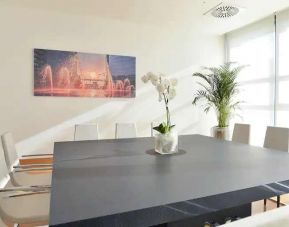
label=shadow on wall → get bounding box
[15,65,215,156]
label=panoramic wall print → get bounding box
[34,49,136,98]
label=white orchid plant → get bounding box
[142,72,178,134]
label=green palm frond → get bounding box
[192,73,212,86]
[192,62,246,127]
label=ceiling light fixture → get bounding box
[203,2,245,18]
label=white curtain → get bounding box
[276,9,289,128]
[225,17,275,146]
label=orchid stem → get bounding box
[163,93,170,132]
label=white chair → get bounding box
[151,122,159,137]
[0,151,50,226]
[263,126,289,208]
[264,126,289,151]
[115,123,137,139]
[1,132,52,187]
[0,146,51,187]
[1,132,53,167]
[0,189,50,226]
[8,167,52,187]
[232,123,251,144]
[74,124,99,141]
[220,205,289,227]
[1,133,18,172]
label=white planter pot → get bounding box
[212,126,230,140]
[155,131,178,154]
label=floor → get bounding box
[252,194,289,215]
[252,199,280,214]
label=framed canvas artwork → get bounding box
[34,49,136,98]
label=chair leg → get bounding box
[277,195,280,208]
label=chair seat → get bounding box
[0,192,50,224]
[221,205,289,226]
[11,171,52,186]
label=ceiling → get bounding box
[3,0,289,34]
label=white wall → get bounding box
[0,1,224,156]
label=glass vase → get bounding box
[211,126,230,140]
[154,131,178,154]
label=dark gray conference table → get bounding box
[49,135,289,227]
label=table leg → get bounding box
[277,196,280,208]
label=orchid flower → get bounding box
[141,72,178,134]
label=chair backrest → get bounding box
[0,147,9,188]
[1,132,18,170]
[151,122,159,137]
[232,123,251,144]
[115,123,137,139]
[263,126,289,152]
[74,124,99,141]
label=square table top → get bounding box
[49,134,289,226]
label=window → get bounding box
[226,9,289,145]
[226,18,275,146]
[276,10,289,128]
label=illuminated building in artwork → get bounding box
[75,55,114,96]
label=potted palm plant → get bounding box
[192,62,245,140]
